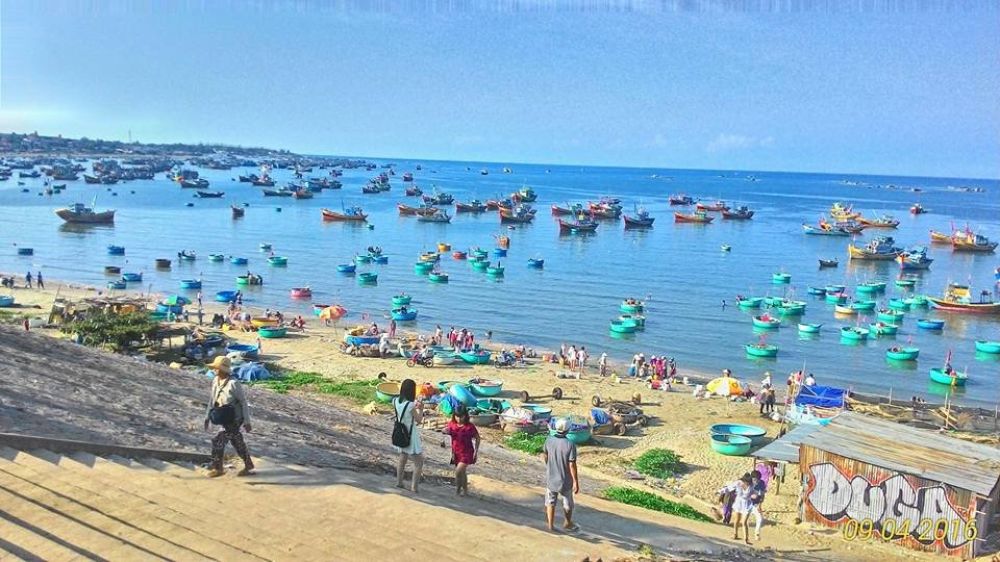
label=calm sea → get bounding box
[2,160,999,406]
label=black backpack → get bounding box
[392,399,413,448]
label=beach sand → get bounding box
[0,279,955,561]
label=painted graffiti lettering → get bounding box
[807,462,972,549]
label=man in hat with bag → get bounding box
[542,417,580,532]
[204,356,255,478]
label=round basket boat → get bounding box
[886,347,919,361]
[826,293,848,305]
[917,319,945,330]
[468,410,499,427]
[492,248,507,257]
[208,254,225,262]
[930,367,967,387]
[620,301,644,314]
[414,261,435,274]
[869,323,899,336]
[392,294,412,306]
[230,257,248,265]
[121,272,143,282]
[226,343,259,359]
[449,383,479,407]
[771,273,791,284]
[745,343,778,357]
[357,272,378,285]
[548,416,592,445]
[888,298,910,311]
[179,279,202,290]
[459,350,491,364]
[391,307,417,321]
[375,381,401,403]
[975,341,1000,354]
[851,300,876,311]
[710,434,752,456]
[155,258,172,269]
[436,380,463,392]
[107,280,127,290]
[258,326,288,339]
[0,296,15,307]
[337,264,356,274]
[373,255,389,264]
[522,404,553,421]
[428,272,449,283]
[268,256,288,267]
[610,320,637,334]
[737,297,763,309]
[798,323,822,334]
[432,352,462,366]
[469,380,503,397]
[710,423,767,446]
[877,310,905,323]
[471,260,490,271]
[251,317,279,328]
[104,266,122,275]
[840,327,869,341]
[752,316,780,329]
[16,248,33,256]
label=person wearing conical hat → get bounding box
[204,356,254,478]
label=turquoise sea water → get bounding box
[2,161,998,406]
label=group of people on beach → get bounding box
[2,271,43,289]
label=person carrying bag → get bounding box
[204,356,255,478]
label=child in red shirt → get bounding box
[445,405,480,496]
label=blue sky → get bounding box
[1,1,997,178]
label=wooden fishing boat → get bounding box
[290,287,312,299]
[337,264,356,273]
[419,251,441,262]
[674,211,713,224]
[404,186,422,196]
[952,232,997,253]
[322,207,368,222]
[455,200,487,213]
[267,256,288,266]
[121,272,143,282]
[840,326,869,341]
[886,346,919,360]
[558,218,599,233]
[745,343,778,357]
[231,205,245,218]
[195,190,225,198]
[752,315,780,329]
[499,208,535,224]
[428,272,449,283]
[417,210,452,223]
[720,206,754,220]
[858,214,899,228]
[807,286,826,296]
[802,223,850,236]
[512,186,537,202]
[736,297,763,309]
[975,341,1000,354]
[398,203,435,216]
[818,259,839,268]
[551,203,583,216]
[869,322,898,336]
[452,251,467,260]
[897,246,934,270]
[849,236,902,260]
[798,323,822,333]
[834,304,855,315]
[107,280,127,290]
[104,265,122,275]
[107,245,126,256]
[929,229,952,244]
[695,200,729,212]
[830,202,859,221]
[929,367,966,386]
[55,202,116,224]
[668,195,694,206]
[357,272,378,284]
[623,209,655,228]
[926,283,1000,314]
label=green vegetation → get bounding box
[62,311,160,351]
[254,371,377,404]
[504,431,547,455]
[603,487,713,522]
[633,448,684,479]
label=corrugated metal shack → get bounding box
[799,412,1000,558]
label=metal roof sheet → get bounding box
[753,424,822,464]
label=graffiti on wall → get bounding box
[806,462,977,549]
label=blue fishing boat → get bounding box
[107,280,127,290]
[121,272,142,282]
[373,255,389,264]
[107,245,125,255]
[917,319,945,330]
[355,254,373,264]
[230,257,248,265]
[358,272,378,284]
[414,261,435,274]
[772,272,791,284]
[208,254,225,262]
[737,297,763,309]
[493,248,507,258]
[177,250,197,261]
[527,258,544,268]
[391,307,418,321]
[215,290,238,303]
[16,247,33,256]
[179,279,202,289]
[798,323,822,334]
[807,287,826,296]
[337,264,356,273]
[392,294,412,306]
[267,256,288,266]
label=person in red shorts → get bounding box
[444,405,480,496]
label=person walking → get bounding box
[204,356,254,477]
[393,379,424,492]
[748,469,768,541]
[36,271,44,290]
[389,318,397,339]
[598,352,608,376]
[24,271,32,289]
[444,405,480,496]
[542,417,580,532]
[728,473,754,544]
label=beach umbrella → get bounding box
[319,305,347,321]
[706,377,743,397]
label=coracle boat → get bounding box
[840,326,869,341]
[807,286,826,296]
[609,320,637,334]
[548,416,592,445]
[417,210,452,223]
[227,343,259,360]
[695,200,729,212]
[460,349,491,364]
[428,272,449,283]
[337,264,356,273]
[777,300,806,315]
[527,258,544,268]
[917,318,945,330]
[404,186,422,196]
[230,256,247,265]
[392,294,412,306]
[877,309,905,323]
[929,229,952,244]
[975,341,1000,354]
[668,195,694,206]
[849,236,902,260]
[886,347,919,361]
[55,202,115,224]
[235,274,263,285]
[178,250,197,261]
[752,315,781,329]
[674,211,713,223]
[121,272,143,282]
[619,314,645,329]
[215,290,238,303]
[834,304,855,315]
[260,243,272,251]
[736,297,763,309]
[357,272,378,285]
[558,218,599,233]
[486,265,505,277]
[798,323,822,334]
[290,287,312,299]
[452,251,467,260]
[107,245,126,255]
[851,300,877,311]
[391,307,417,321]
[711,424,767,446]
[623,209,655,228]
[492,248,507,257]
[771,272,791,284]
[926,283,1000,314]
[104,266,121,275]
[745,343,778,357]
[179,279,202,290]
[858,214,900,228]
[620,299,644,313]
[231,205,245,218]
[720,206,754,220]
[0,296,14,308]
[371,254,388,264]
[455,200,487,213]
[267,256,288,266]
[710,434,752,456]
[888,298,910,311]
[414,261,435,274]
[469,379,504,397]
[827,294,848,305]
[551,203,584,216]
[322,207,368,222]
[471,259,489,271]
[355,255,373,264]
[258,326,288,339]
[895,278,916,288]
[897,246,934,270]
[419,251,441,262]
[929,367,967,386]
[910,203,927,215]
[107,280,127,290]
[856,281,885,294]
[375,381,401,404]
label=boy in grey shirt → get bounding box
[542,417,580,532]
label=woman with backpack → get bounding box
[444,405,480,496]
[393,379,423,492]
[204,356,254,478]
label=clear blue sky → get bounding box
[2,1,997,179]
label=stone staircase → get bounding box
[0,447,625,561]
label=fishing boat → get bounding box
[512,186,537,202]
[696,200,729,212]
[929,367,966,386]
[179,279,202,289]
[83,174,102,184]
[207,253,225,262]
[674,211,713,224]
[215,290,238,303]
[195,190,224,198]
[777,300,807,315]
[623,208,655,228]
[619,314,645,329]
[834,304,855,315]
[107,280,127,290]
[422,191,455,205]
[851,300,876,311]
[848,236,902,260]
[886,346,919,360]
[830,202,859,221]
[926,283,1000,314]
[405,186,423,196]
[392,294,412,306]
[492,247,507,258]
[290,287,313,299]
[337,264,356,273]
[401,172,414,182]
[858,214,900,228]
[267,256,288,266]
[262,188,293,197]
[527,258,544,268]
[258,326,288,339]
[952,230,997,253]
[818,259,839,268]
[668,194,694,206]
[486,265,505,277]
[798,323,822,334]
[736,297,763,309]
[745,343,778,357]
[609,319,637,334]
[419,251,440,262]
[807,287,826,296]
[107,245,125,256]
[869,322,898,336]
[177,250,197,261]
[499,206,536,224]
[55,202,116,224]
[856,282,884,294]
[916,318,945,330]
[752,315,781,329]
[460,349,491,364]
[155,258,171,269]
[121,272,142,282]
[235,274,263,286]
[975,341,1000,354]
[840,326,869,341]
[428,272,449,283]
[357,272,378,285]
[877,309,905,323]
[910,203,927,215]
[929,229,952,244]
[802,220,850,236]
[721,245,732,252]
[417,210,452,223]
[887,298,910,311]
[771,272,791,284]
[355,255,373,265]
[452,251,467,260]
[230,256,247,265]
[231,205,245,218]
[551,203,584,216]
[321,207,368,222]
[620,299,644,313]
[470,259,490,271]
[558,217,599,233]
[291,189,313,199]
[720,206,754,220]
[904,295,929,308]
[180,178,210,189]
[897,246,934,270]
[455,200,487,213]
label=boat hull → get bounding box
[929,368,967,386]
[55,208,115,224]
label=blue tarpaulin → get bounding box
[234,362,271,382]
[794,385,846,409]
